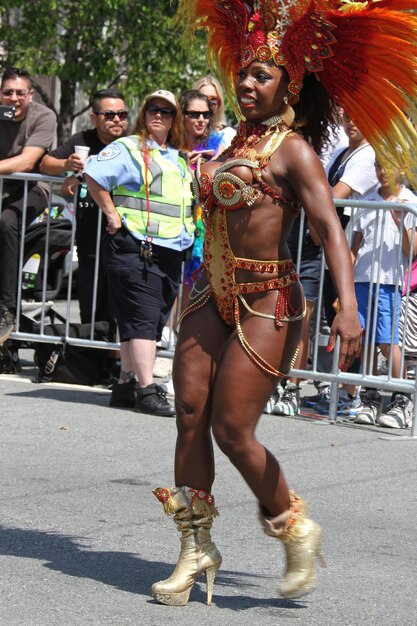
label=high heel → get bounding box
[259,491,325,599]
[205,562,221,605]
[152,486,222,606]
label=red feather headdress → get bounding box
[177,0,417,183]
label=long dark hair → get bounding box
[293,73,338,156]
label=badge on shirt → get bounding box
[97,144,121,160]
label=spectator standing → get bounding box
[325,111,378,228]
[399,250,417,367]
[192,75,236,151]
[320,106,348,168]
[180,90,220,298]
[272,108,348,417]
[40,89,128,323]
[352,161,416,428]
[85,90,194,416]
[180,90,221,169]
[305,113,379,416]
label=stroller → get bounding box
[21,218,73,301]
[0,218,73,374]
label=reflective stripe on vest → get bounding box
[113,136,194,239]
[112,196,192,218]
[145,157,163,196]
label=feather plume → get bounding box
[317,2,417,183]
[176,0,417,183]
[176,0,253,113]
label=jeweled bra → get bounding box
[193,116,301,217]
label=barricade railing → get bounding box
[0,171,120,350]
[1,172,416,437]
[291,198,417,438]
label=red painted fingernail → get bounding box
[326,345,333,352]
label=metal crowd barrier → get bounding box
[291,198,417,438]
[1,172,416,438]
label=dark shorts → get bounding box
[298,256,322,302]
[103,228,183,342]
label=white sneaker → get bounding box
[377,394,413,429]
[264,386,281,414]
[272,383,300,416]
[164,378,174,395]
[354,390,383,425]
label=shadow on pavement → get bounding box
[0,525,307,611]
[4,387,110,406]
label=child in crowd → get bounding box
[351,160,417,428]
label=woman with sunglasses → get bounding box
[192,75,237,151]
[180,90,224,170]
[84,89,195,416]
[179,90,224,301]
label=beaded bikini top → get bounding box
[193,128,301,216]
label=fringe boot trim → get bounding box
[153,486,219,518]
[280,491,307,544]
[260,490,307,542]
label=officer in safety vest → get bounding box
[85,89,194,417]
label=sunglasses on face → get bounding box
[146,104,176,118]
[94,110,128,121]
[1,89,31,98]
[185,110,213,120]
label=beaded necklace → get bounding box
[221,115,299,211]
[225,115,292,164]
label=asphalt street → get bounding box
[1,353,416,626]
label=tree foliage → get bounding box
[0,0,210,142]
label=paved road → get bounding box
[1,357,416,626]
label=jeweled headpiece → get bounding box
[236,0,339,104]
[177,0,417,183]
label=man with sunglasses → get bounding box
[0,67,57,344]
[40,89,128,324]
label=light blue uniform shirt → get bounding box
[85,138,194,251]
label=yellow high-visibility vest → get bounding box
[112,136,195,238]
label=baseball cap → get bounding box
[144,89,178,111]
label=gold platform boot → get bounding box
[152,486,222,606]
[259,490,326,599]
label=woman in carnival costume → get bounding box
[151,0,417,605]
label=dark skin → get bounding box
[173,61,362,516]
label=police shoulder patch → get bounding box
[97,144,121,161]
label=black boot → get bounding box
[135,383,175,417]
[109,379,136,408]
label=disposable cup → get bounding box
[74,145,90,165]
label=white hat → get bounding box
[144,89,177,111]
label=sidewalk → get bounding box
[0,356,416,625]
